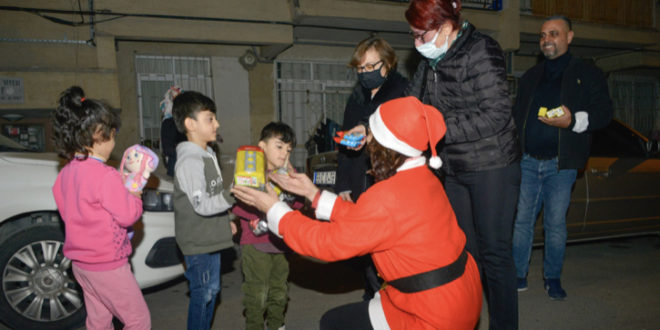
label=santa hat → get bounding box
[368,96,446,169]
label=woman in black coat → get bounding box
[405,1,520,329]
[335,36,408,300]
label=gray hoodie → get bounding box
[173,142,234,255]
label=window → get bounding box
[608,74,659,139]
[135,55,213,149]
[275,61,356,169]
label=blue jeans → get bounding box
[184,252,221,330]
[513,154,577,280]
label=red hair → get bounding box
[405,0,462,31]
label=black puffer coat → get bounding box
[407,22,519,175]
[335,70,408,200]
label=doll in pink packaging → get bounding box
[120,144,159,192]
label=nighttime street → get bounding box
[0,235,659,329]
[2,0,660,329]
[138,236,660,329]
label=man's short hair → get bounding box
[172,91,217,134]
[545,14,572,31]
[260,121,296,147]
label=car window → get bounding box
[590,120,646,157]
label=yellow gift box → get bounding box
[234,145,266,190]
[538,106,564,118]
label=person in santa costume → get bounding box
[232,96,482,330]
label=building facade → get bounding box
[1,0,658,171]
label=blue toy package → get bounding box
[334,131,365,148]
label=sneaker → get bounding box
[544,278,567,300]
[517,277,528,292]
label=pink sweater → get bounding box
[52,157,143,271]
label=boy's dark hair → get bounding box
[172,91,217,134]
[52,86,120,161]
[260,122,296,147]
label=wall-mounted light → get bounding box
[239,49,258,71]
[1,114,24,122]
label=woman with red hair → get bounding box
[405,1,521,329]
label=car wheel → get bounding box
[0,222,85,329]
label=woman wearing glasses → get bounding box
[335,36,408,300]
[405,1,521,329]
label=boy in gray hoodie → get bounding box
[172,91,234,330]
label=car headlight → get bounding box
[142,189,173,212]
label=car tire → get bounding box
[0,221,85,329]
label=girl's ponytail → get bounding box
[53,86,85,160]
[52,86,120,162]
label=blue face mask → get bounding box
[416,30,450,59]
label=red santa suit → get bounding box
[266,156,482,329]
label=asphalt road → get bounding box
[146,235,660,329]
[2,235,659,329]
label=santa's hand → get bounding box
[231,185,279,214]
[269,172,319,202]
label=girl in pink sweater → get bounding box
[51,86,150,330]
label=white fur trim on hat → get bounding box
[369,107,423,157]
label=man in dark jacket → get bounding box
[512,15,613,300]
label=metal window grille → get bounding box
[135,55,213,149]
[608,74,659,138]
[275,61,356,170]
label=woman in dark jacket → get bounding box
[336,37,409,203]
[405,1,520,329]
[335,36,408,300]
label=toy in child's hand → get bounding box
[249,219,269,236]
[120,144,159,192]
[234,146,266,190]
[269,166,290,196]
[334,131,365,148]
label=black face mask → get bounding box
[358,70,386,90]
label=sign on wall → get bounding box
[0,78,24,104]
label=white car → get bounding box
[0,150,184,329]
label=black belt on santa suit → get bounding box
[387,248,468,293]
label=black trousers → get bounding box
[362,256,383,300]
[445,162,521,330]
[319,300,373,330]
